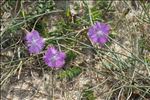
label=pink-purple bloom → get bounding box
[43,47,66,68]
[88,22,110,46]
[25,30,44,54]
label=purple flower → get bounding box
[43,47,66,68]
[88,22,110,45]
[25,30,44,54]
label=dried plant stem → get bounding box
[87,1,93,25]
[51,69,55,100]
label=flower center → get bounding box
[50,54,58,62]
[96,30,104,37]
[32,37,38,45]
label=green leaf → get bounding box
[66,51,77,62]
[58,66,82,80]
[82,90,96,100]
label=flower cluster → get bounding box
[88,22,110,46]
[25,30,66,68]
[25,21,110,68]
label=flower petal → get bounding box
[43,47,66,68]
[87,22,110,45]
[25,30,44,54]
